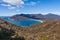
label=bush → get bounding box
[0,28,25,40]
[39,37,48,40]
[0,22,3,24]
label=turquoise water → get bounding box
[0,17,41,27]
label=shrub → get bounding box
[39,37,48,40]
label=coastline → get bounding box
[30,19,43,23]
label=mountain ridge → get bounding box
[10,13,60,20]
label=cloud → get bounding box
[0,4,11,7]
[0,0,38,7]
[26,2,36,6]
[30,2,36,6]
[0,3,16,10]
[2,0,24,6]
[0,0,24,9]
[0,0,39,10]
[8,6,16,10]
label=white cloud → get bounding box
[0,0,39,10]
[8,6,16,10]
[0,0,24,9]
[26,2,36,6]
[30,2,36,6]
[0,0,38,7]
[0,4,11,7]
[0,0,24,10]
[2,0,24,6]
[0,3,16,10]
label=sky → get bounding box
[0,0,60,16]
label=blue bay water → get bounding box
[0,17,41,27]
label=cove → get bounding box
[0,17,42,27]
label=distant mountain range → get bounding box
[10,13,60,20]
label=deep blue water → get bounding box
[0,17,41,27]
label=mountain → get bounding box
[10,14,45,20]
[1,16,60,40]
[10,13,60,20]
[44,13,60,19]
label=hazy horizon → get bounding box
[0,0,60,16]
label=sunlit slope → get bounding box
[0,19,60,40]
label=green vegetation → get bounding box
[39,37,48,40]
[0,29,14,39]
[0,28,25,40]
[0,22,3,24]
